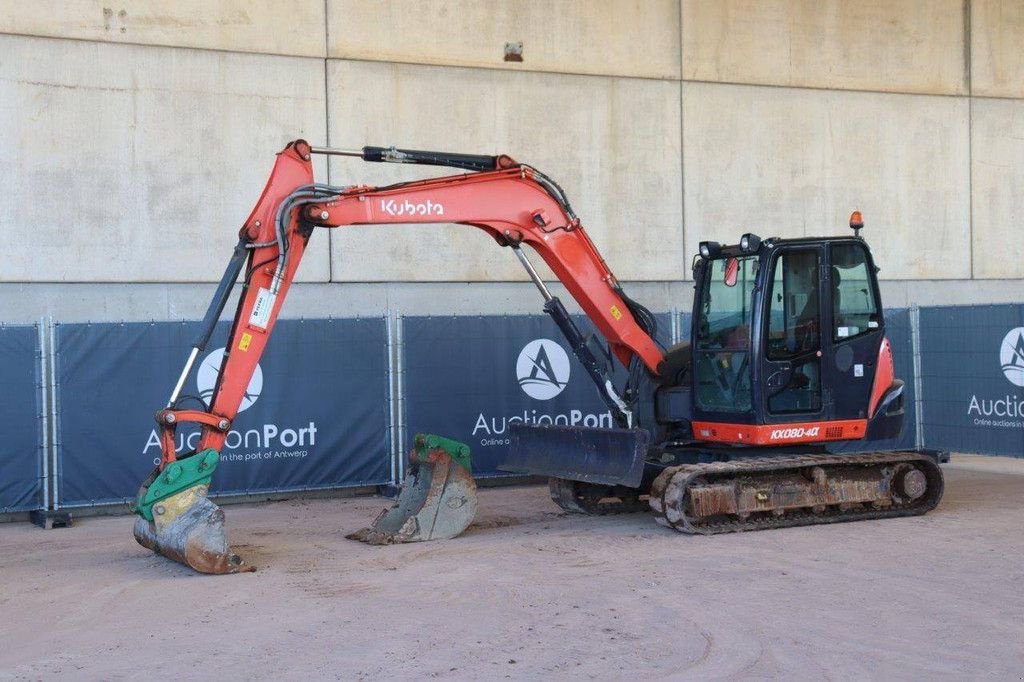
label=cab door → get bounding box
[822,241,885,420]
[760,245,826,423]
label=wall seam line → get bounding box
[965,0,974,280]
[679,5,687,283]
[0,30,326,62]
[324,0,333,284]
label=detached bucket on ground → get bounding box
[348,434,477,545]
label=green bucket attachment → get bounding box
[347,434,478,545]
[132,449,252,574]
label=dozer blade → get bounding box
[348,434,477,545]
[501,423,649,487]
[132,450,253,574]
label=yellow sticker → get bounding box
[238,332,252,352]
[610,305,623,321]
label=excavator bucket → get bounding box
[347,434,477,545]
[132,449,253,574]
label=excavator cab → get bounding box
[687,232,902,447]
[640,225,941,534]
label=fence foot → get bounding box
[29,509,73,530]
[919,449,951,464]
[376,483,401,499]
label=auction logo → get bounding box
[1000,328,1024,387]
[197,347,263,412]
[516,339,570,400]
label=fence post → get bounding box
[49,319,62,511]
[909,305,925,450]
[395,314,406,481]
[36,319,49,512]
[29,318,71,528]
[386,314,399,486]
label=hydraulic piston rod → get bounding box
[511,246,632,427]
[166,237,250,407]
[310,145,510,172]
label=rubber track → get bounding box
[648,452,944,535]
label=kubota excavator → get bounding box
[132,140,943,574]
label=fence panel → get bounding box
[54,318,391,507]
[918,304,1024,456]
[0,325,43,512]
[402,313,670,477]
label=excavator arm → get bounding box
[180,140,664,456]
[134,139,665,573]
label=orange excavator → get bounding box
[132,140,943,573]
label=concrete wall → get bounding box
[0,0,1022,323]
[682,0,968,95]
[683,82,971,279]
[328,0,681,79]
[0,34,329,283]
[326,60,682,282]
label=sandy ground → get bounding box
[1,455,1023,681]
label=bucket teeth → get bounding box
[348,437,477,545]
[133,483,253,574]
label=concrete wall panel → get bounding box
[0,0,326,57]
[682,0,967,95]
[327,0,681,79]
[683,82,970,279]
[971,0,1024,98]
[0,35,329,282]
[327,60,682,282]
[971,98,1024,278]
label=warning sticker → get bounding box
[238,332,253,351]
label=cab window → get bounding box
[765,249,822,414]
[831,243,880,341]
[694,256,757,413]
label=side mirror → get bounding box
[724,257,739,287]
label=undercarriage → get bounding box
[551,451,944,534]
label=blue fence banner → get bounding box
[0,325,43,512]
[678,311,692,346]
[402,313,671,477]
[54,318,391,506]
[919,304,1024,456]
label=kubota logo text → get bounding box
[197,347,262,412]
[1000,328,1024,387]
[380,198,445,217]
[769,427,820,440]
[516,339,570,400]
